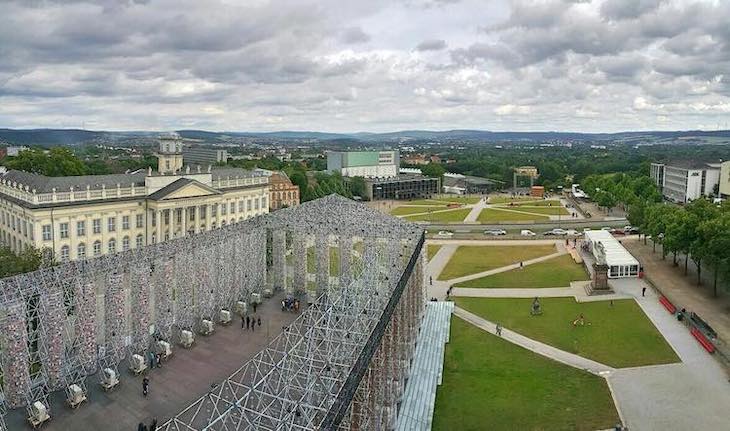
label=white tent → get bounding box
[584,230,640,278]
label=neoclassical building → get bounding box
[0,134,270,261]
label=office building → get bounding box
[364,174,439,200]
[720,161,730,199]
[0,134,269,261]
[181,146,229,165]
[327,151,399,178]
[650,161,721,203]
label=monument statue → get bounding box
[530,297,543,316]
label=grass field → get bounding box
[306,247,341,275]
[489,196,542,204]
[432,196,481,204]
[454,297,680,368]
[390,206,445,216]
[402,199,447,206]
[438,244,555,280]
[455,254,589,288]
[427,244,442,261]
[505,199,562,207]
[502,206,570,216]
[433,317,620,431]
[477,208,550,223]
[405,208,471,223]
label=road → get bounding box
[420,218,628,232]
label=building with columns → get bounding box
[0,134,269,261]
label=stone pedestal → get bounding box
[585,263,614,295]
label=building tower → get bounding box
[157,133,184,174]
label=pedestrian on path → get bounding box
[251,319,255,332]
[138,423,147,431]
[642,287,646,297]
[242,316,246,329]
[257,316,262,327]
[429,276,433,285]
[246,316,250,329]
[253,303,258,313]
[495,323,502,336]
[142,377,149,397]
[150,418,158,431]
[519,261,523,269]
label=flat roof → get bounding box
[584,230,639,266]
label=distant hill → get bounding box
[1,127,729,146]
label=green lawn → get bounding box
[456,254,589,288]
[454,297,680,368]
[306,247,341,275]
[477,208,550,223]
[502,206,570,216]
[438,245,555,280]
[433,317,620,431]
[507,199,561,207]
[402,199,446,206]
[405,208,471,223]
[432,196,480,204]
[489,196,542,204]
[427,244,442,261]
[390,206,447,216]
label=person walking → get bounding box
[429,276,433,285]
[251,319,255,332]
[246,315,250,329]
[149,418,158,431]
[142,377,149,397]
[642,286,646,297]
[253,303,257,313]
[257,316,262,327]
[242,315,246,329]
[156,353,162,368]
[519,261,523,269]
[495,323,503,336]
[138,423,146,431]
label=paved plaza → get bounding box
[5,293,302,431]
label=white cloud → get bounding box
[0,0,728,132]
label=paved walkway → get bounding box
[463,198,486,222]
[624,238,730,343]
[445,249,565,286]
[454,306,615,375]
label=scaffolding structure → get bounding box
[0,195,426,430]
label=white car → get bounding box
[565,229,579,236]
[543,228,568,236]
[437,230,454,237]
[484,229,507,236]
[520,229,536,236]
[583,227,591,232]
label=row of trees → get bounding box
[0,246,46,278]
[583,172,730,296]
[2,147,158,176]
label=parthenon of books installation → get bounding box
[162,194,426,431]
[0,194,426,431]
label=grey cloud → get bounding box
[340,27,371,44]
[600,0,666,21]
[415,39,447,51]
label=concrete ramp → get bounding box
[394,301,454,431]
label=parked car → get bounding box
[543,228,568,236]
[623,226,640,234]
[437,230,454,237]
[565,229,579,236]
[583,227,592,232]
[484,229,507,236]
[601,226,613,231]
[521,229,536,236]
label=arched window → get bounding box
[122,236,130,251]
[93,240,102,257]
[77,243,86,259]
[108,238,116,254]
[60,245,70,262]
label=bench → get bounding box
[659,296,676,314]
[690,327,716,353]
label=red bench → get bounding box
[690,327,716,353]
[659,296,676,314]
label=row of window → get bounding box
[59,234,146,261]
[1,209,35,240]
[43,214,144,241]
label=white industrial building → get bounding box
[584,230,640,278]
[327,151,399,178]
[650,161,721,203]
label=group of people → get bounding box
[281,296,300,312]
[243,314,262,331]
[137,418,157,431]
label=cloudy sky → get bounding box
[1,0,729,132]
